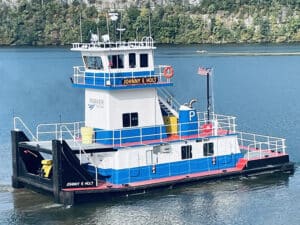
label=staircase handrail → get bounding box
[60,125,100,186]
[158,87,181,112]
[13,117,38,141]
[59,125,97,166]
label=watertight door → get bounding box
[129,153,140,179]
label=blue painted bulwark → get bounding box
[94,126,167,145]
[86,153,243,184]
[73,70,173,89]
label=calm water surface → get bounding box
[0,44,300,225]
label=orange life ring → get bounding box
[163,66,174,79]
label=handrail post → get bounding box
[120,130,122,147]
[259,143,262,159]
[55,124,58,140]
[95,166,98,186]
[94,72,96,86]
[140,127,142,144]
[112,129,114,146]
[247,145,250,160]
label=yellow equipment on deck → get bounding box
[163,116,178,135]
[81,127,94,144]
[41,159,53,178]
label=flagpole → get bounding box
[198,67,212,122]
[206,71,210,122]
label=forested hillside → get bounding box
[0,0,300,45]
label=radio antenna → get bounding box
[106,12,110,39]
[148,1,152,37]
[80,13,83,42]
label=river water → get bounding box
[0,44,300,224]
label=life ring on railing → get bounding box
[163,66,174,79]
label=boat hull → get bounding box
[62,156,294,205]
[11,130,294,205]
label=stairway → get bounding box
[159,99,173,116]
[157,88,180,118]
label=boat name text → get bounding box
[122,77,158,85]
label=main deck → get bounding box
[11,128,292,205]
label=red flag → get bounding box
[198,67,211,76]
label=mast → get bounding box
[198,67,212,122]
[206,71,211,121]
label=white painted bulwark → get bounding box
[92,135,241,170]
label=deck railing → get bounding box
[59,125,99,186]
[72,36,154,50]
[237,132,286,160]
[36,121,85,141]
[33,117,233,145]
[14,113,236,143]
[13,117,286,162]
[72,65,172,88]
[13,117,38,141]
[13,112,237,146]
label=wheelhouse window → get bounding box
[108,54,124,69]
[140,54,148,68]
[181,145,192,160]
[129,53,136,68]
[83,56,103,70]
[203,142,214,156]
[122,112,138,127]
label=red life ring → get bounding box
[163,66,174,79]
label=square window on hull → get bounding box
[181,145,192,159]
[203,142,214,156]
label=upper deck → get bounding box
[71,37,173,90]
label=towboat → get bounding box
[11,35,294,205]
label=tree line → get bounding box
[0,0,300,45]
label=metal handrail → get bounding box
[72,65,172,87]
[13,117,37,141]
[237,131,286,160]
[91,118,235,147]
[37,121,85,141]
[59,125,99,186]
[72,37,154,50]
[158,87,181,112]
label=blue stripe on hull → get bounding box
[86,153,243,185]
